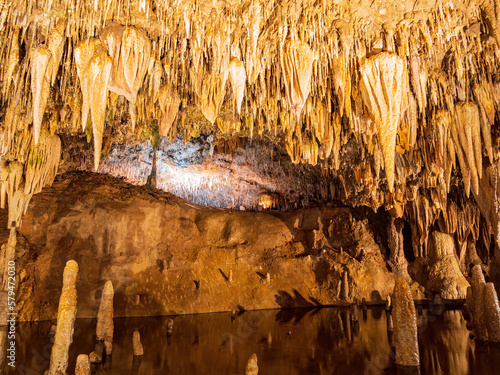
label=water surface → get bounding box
[10,307,500,374]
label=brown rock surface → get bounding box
[12,172,397,320]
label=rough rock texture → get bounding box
[75,354,90,375]
[96,280,114,341]
[245,353,258,375]
[393,277,420,367]
[12,172,399,320]
[47,260,79,375]
[466,264,500,342]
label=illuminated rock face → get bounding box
[15,172,397,320]
[48,260,79,375]
[392,277,419,367]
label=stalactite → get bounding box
[359,52,408,192]
[281,39,316,120]
[100,23,151,130]
[228,57,246,115]
[31,45,52,145]
[157,85,180,138]
[452,102,482,197]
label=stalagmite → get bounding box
[228,57,246,115]
[31,45,52,145]
[133,330,144,356]
[245,353,258,375]
[75,354,91,375]
[96,280,114,341]
[466,265,500,342]
[426,231,469,299]
[341,271,349,300]
[359,52,408,192]
[48,260,79,375]
[392,277,420,367]
[281,39,316,120]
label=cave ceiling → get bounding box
[0,0,500,257]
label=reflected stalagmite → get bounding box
[392,277,419,367]
[246,353,258,375]
[466,265,500,342]
[75,354,91,375]
[96,280,114,341]
[133,330,144,356]
[48,260,79,375]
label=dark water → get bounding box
[9,307,500,374]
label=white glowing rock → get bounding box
[48,260,79,375]
[359,52,408,192]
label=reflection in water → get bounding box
[9,307,500,374]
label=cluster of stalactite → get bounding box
[0,0,499,259]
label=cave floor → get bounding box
[12,307,500,375]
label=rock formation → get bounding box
[426,231,470,299]
[245,353,259,375]
[133,330,144,356]
[96,280,114,341]
[466,265,500,342]
[75,354,91,375]
[392,277,420,367]
[47,260,79,375]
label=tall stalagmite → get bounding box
[96,280,114,341]
[392,277,420,367]
[48,260,79,375]
[466,265,500,342]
